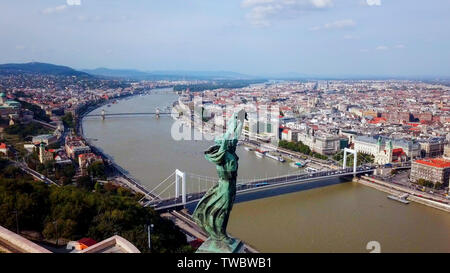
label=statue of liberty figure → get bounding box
[192,110,245,253]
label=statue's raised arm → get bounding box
[223,109,245,141]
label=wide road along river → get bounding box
[83,89,450,253]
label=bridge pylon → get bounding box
[343,148,357,175]
[175,169,187,205]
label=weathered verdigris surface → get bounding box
[192,110,245,253]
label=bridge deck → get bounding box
[86,112,171,117]
[149,168,375,210]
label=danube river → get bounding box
[83,89,450,253]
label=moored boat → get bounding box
[254,149,265,158]
[387,194,410,204]
[265,152,285,162]
[290,161,306,168]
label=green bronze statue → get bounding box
[192,110,245,253]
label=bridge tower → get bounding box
[101,109,106,120]
[175,169,186,205]
[343,148,357,175]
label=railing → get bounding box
[85,112,171,117]
[148,167,375,210]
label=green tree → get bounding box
[5,123,50,140]
[76,176,94,191]
[94,182,103,192]
[63,165,75,178]
[0,159,192,253]
[87,162,106,179]
[61,112,74,129]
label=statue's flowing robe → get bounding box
[192,139,239,241]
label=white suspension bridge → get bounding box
[136,148,382,211]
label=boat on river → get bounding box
[387,193,410,204]
[290,161,306,168]
[305,167,318,173]
[266,152,285,162]
[255,149,265,158]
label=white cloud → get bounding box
[394,44,406,49]
[42,1,81,15]
[311,0,334,8]
[67,0,82,6]
[42,5,67,15]
[245,5,279,27]
[242,0,334,27]
[366,0,381,6]
[376,45,389,50]
[241,0,274,8]
[310,19,356,31]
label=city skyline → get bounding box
[1,0,450,77]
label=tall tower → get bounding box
[387,140,393,163]
[0,92,5,105]
[377,136,383,153]
[39,142,46,164]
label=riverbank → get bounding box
[355,176,450,212]
[75,90,151,136]
[75,89,172,199]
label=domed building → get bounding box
[0,92,21,119]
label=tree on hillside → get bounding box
[61,112,74,129]
[76,176,94,191]
[87,162,106,179]
[0,160,193,253]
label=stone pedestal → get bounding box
[196,237,244,253]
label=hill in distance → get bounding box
[82,67,261,81]
[0,62,91,77]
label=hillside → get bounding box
[0,62,92,77]
[82,67,259,81]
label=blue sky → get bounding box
[0,0,449,77]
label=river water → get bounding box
[82,89,450,253]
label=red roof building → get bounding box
[411,158,450,186]
[368,117,387,124]
[414,158,450,169]
[0,143,8,155]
